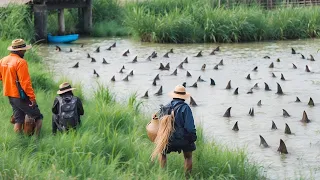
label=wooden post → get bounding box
[33,5,48,42]
[58,9,65,35]
[83,0,92,34]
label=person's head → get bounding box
[169,85,190,101]
[8,39,31,58]
[57,82,76,96]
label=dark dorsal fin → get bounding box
[291,47,296,54]
[93,69,97,75]
[295,97,301,102]
[159,63,165,70]
[285,123,291,134]
[213,64,219,70]
[246,74,251,80]
[72,62,79,68]
[276,58,280,62]
[301,54,305,59]
[142,91,148,98]
[132,56,138,63]
[95,73,100,78]
[177,62,184,69]
[155,74,160,80]
[252,66,258,71]
[201,64,206,71]
[233,87,239,95]
[190,96,198,106]
[305,65,310,72]
[249,107,254,116]
[102,58,109,64]
[280,73,285,81]
[253,83,258,88]
[282,109,290,117]
[171,69,177,76]
[197,76,205,82]
[163,52,169,58]
[225,80,231,89]
[91,58,96,62]
[106,46,112,50]
[210,49,215,55]
[257,100,262,106]
[232,121,239,131]
[190,82,197,88]
[155,86,163,96]
[87,53,90,58]
[309,55,315,61]
[269,62,274,68]
[182,82,186,88]
[259,135,269,148]
[272,72,276,78]
[308,97,314,106]
[126,49,130,53]
[277,139,288,154]
[271,121,277,130]
[292,63,297,69]
[119,68,124,73]
[152,78,157,86]
[276,83,283,95]
[80,44,84,48]
[218,59,224,65]
[263,56,270,59]
[210,78,215,86]
[122,51,128,56]
[111,75,115,82]
[123,75,129,81]
[223,107,232,117]
[146,56,152,61]
[69,48,73,52]
[95,47,100,53]
[169,49,173,53]
[249,108,252,115]
[165,63,170,69]
[129,70,134,76]
[183,57,188,63]
[214,46,220,51]
[195,50,202,57]
[247,88,253,94]
[122,65,125,69]
[151,52,157,58]
[264,82,271,91]
[111,42,116,48]
[301,110,310,123]
[186,71,192,77]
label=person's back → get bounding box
[155,85,197,176]
[52,82,84,134]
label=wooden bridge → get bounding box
[1,0,92,42]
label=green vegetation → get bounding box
[125,0,320,43]
[0,40,263,179]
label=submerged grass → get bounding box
[0,40,264,179]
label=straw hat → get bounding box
[7,39,32,51]
[169,85,190,100]
[57,82,76,95]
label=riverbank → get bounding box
[0,40,264,178]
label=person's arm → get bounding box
[52,98,59,114]
[183,105,197,142]
[16,60,36,101]
[77,98,84,115]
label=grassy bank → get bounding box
[0,40,263,179]
[125,0,320,43]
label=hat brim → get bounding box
[169,91,190,100]
[57,88,76,95]
[8,44,32,51]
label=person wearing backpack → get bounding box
[157,85,197,176]
[52,82,84,135]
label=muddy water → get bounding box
[38,38,320,179]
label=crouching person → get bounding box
[52,82,84,135]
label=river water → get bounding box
[38,38,320,179]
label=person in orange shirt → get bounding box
[0,39,43,136]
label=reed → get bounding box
[0,40,263,179]
[125,1,320,43]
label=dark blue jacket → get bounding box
[169,99,197,143]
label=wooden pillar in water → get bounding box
[58,9,65,35]
[33,5,48,41]
[83,0,92,34]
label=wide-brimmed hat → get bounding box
[169,85,190,100]
[57,82,76,95]
[7,39,32,51]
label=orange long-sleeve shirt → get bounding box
[0,53,36,101]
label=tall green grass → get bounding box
[125,0,320,43]
[0,40,264,179]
